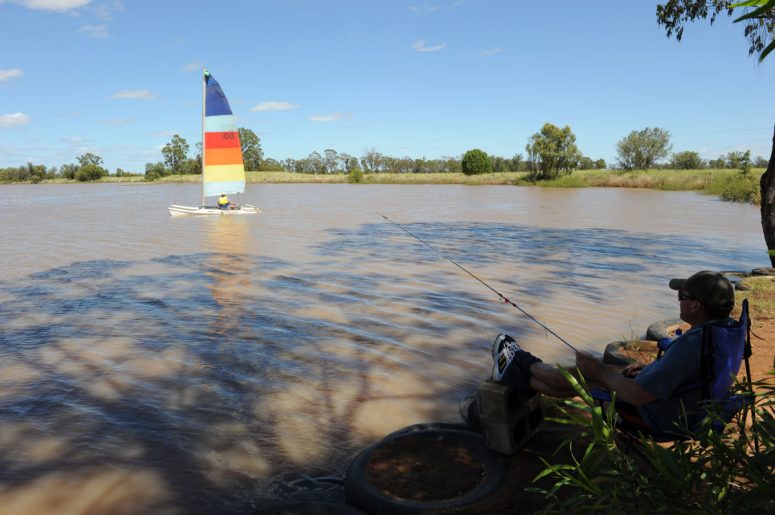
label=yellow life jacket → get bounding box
[218,196,229,206]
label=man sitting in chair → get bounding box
[492,271,736,435]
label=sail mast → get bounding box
[201,67,207,208]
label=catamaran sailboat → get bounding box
[169,69,260,216]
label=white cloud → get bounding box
[0,112,30,128]
[251,101,300,112]
[0,69,23,82]
[182,62,202,72]
[91,0,121,21]
[112,89,156,100]
[409,1,463,13]
[308,112,351,123]
[412,40,447,53]
[4,0,91,11]
[78,24,107,38]
[476,47,503,57]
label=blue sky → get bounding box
[0,0,772,173]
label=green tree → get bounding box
[161,134,190,174]
[739,149,753,176]
[671,150,704,169]
[77,153,103,168]
[461,149,492,175]
[725,150,755,169]
[508,153,525,172]
[60,163,78,180]
[616,127,672,170]
[347,167,364,183]
[338,153,359,173]
[75,164,106,182]
[578,156,595,170]
[262,157,282,170]
[657,1,775,62]
[360,148,384,174]
[75,153,107,181]
[238,128,263,171]
[525,123,582,180]
[179,158,201,175]
[145,162,167,181]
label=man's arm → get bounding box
[576,353,657,406]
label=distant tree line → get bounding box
[0,152,133,183]
[0,123,768,184]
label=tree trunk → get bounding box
[760,126,775,267]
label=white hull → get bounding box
[168,204,261,216]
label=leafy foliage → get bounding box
[238,127,263,171]
[74,153,108,181]
[525,123,582,180]
[616,127,672,170]
[532,370,775,514]
[76,152,103,168]
[75,164,106,182]
[657,0,775,62]
[161,135,190,174]
[347,167,364,183]
[144,162,167,181]
[0,163,52,183]
[461,148,493,175]
[671,150,705,169]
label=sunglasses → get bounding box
[678,291,695,301]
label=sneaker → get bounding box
[492,334,516,362]
[492,334,522,382]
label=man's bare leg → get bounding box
[529,363,578,397]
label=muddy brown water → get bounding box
[0,183,766,513]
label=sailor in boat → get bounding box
[218,194,231,210]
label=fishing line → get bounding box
[378,213,579,353]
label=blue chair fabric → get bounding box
[593,299,754,441]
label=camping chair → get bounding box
[592,299,756,446]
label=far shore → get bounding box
[22,168,765,204]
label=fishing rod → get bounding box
[378,212,579,353]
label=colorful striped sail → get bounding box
[203,70,245,198]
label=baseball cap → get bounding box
[668,271,734,311]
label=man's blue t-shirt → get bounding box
[634,320,731,434]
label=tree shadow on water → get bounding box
[0,251,506,512]
[0,221,763,513]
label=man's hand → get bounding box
[622,363,645,378]
[576,352,604,382]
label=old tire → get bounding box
[344,425,509,514]
[254,501,367,514]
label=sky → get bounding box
[0,0,773,173]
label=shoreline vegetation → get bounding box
[23,167,766,204]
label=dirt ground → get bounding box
[745,311,775,382]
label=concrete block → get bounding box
[477,379,533,423]
[480,393,545,455]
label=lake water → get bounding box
[0,183,766,513]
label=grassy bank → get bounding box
[738,274,775,320]
[516,168,764,203]
[31,168,766,204]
